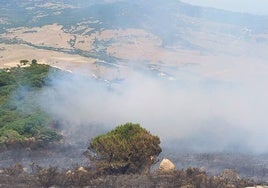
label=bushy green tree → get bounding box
[20,59,29,65]
[31,59,37,65]
[87,123,162,174]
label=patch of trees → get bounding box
[0,61,62,146]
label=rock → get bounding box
[77,166,87,173]
[66,170,72,175]
[158,158,175,173]
[23,168,28,172]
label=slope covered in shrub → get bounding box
[0,62,62,145]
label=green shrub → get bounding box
[20,59,29,65]
[36,127,63,143]
[31,59,37,65]
[0,129,24,143]
[0,71,16,87]
[87,123,162,174]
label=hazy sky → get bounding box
[181,0,268,15]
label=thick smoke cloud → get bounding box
[38,60,268,154]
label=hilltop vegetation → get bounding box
[0,61,62,146]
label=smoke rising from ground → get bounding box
[38,60,268,154]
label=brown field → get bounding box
[1,23,268,81]
[0,43,96,70]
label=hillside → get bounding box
[1,0,268,186]
[1,0,268,79]
[0,62,62,148]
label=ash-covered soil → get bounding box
[0,162,257,188]
[0,125,268,187]
[1,142,268,187]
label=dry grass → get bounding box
[1,23,268,82]
[0,163,258,188]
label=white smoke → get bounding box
[38,59,268,153]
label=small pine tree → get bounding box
[31,59,37,65]
[87,123,162,174]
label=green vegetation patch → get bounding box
[87,123,162,174]
[0,61,62,145]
